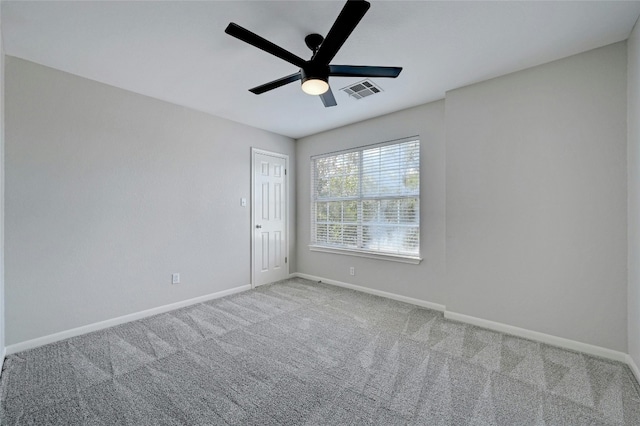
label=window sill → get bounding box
[309,245,422,264]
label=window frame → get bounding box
[309,136,422,264]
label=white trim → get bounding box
[251,148,290,288]
[309,245,422,264]
[310,138,421,263]
[292,272,445,311]
[310,135,420,160]
[5,284,251,355]
[444,310,628,363]
[291,273,632,367]
[627,354,640,385]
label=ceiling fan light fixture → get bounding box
[301,77,329,95]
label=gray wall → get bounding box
[5,57,295,345]
[296,101,447,305]
[628,19,640,367]
[445,42,628,352]
[4,40,632,355]
[296,42,628,353]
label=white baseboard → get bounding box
[627,354,640,385]
[292,272,446,312]
[291,273,629,365]
[444,310,628,363]
[6,273,638,383]
[5,284,251,355]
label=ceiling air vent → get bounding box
[341,79,383,100]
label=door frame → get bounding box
[250,148,289,288]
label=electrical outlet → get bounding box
[350,267,355,276]
[172,273,180,284]
[241,198,247,207]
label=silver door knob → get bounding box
[256,225,262,229]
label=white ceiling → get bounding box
[2,1,640,139]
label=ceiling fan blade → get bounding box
[313,0,370,65]
[249,72,302,95]
[320,87,337,107]
[329,65,402,78]
[225,23,307,68]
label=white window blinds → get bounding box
[311,137,420,259]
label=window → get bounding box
[310,137,420,263]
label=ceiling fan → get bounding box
[224,0,402,107]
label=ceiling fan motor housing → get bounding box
[305,33,325,53]
[301,64,330,84]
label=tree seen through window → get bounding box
[311,138,420,257]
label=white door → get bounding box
[252,149,288,287]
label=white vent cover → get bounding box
[340,79,383,99]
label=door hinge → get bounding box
[285,257,288,263]
[285,169,287,175]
